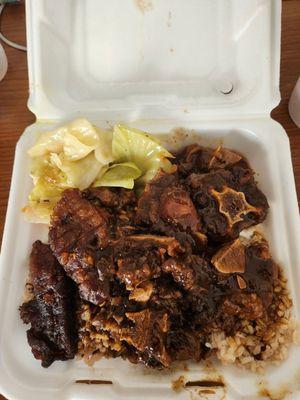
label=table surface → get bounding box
[0,2,299,399]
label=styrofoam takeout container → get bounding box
[0,1,300,399]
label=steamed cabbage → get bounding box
[23,177,67,224]
[22,202,54,225]
[94,162,142,189]
[50,152,103,190]
[24,119,113,223]
[28,119,102,160]
[29,155,64,185]
[25,151,103,223]
[112,125,174,184]
[94,127,114,165]
[23,120,175,224]
[24,157,68,223]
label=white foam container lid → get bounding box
[0,1,300,399]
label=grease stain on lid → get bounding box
[172,374,226,399]
[167,10,172,27]
[134,0,153,14]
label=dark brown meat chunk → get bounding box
[83,187,136,209]
[49,188,139,305]
[137,172,207,249]
[49,189,113,305]
[175,144,214,176]
[19,241,78,367]
[49,188,111,254]
[161,254,218,293]
[209,147,242,169]
[162,258,196,290]
[114,234,183,289]
[166,330,203,362]
[83,187,139,237]
[243,234,278,308]
[176,144,245,175]
[137,172,199,230]
[211,234,277,320]
[121,310,170,367]
[220,293,264,320]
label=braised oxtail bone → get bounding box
[210,187,263,227]
[211,237,246,274]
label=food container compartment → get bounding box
[0,1,299,399]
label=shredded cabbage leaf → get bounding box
[23,157,68,223]
[28,118,102,161]
[22,203,53,225]
[50,152,103,190]
[94,127,114,165]
[112,125,174,184]
[23,177,67,224]
[94,162,142,189]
